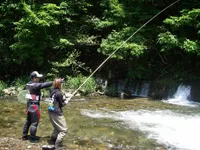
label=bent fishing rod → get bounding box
[67,0,180,101]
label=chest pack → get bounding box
[48,94,56,111]
[48,90,59,111]
[25,83,42,101]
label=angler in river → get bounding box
[22,71,53,142]
[18,0,180,148]
[44,78,70,149]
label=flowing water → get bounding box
[131,83,150,97]
[0,85,200,149]
[81,108,200,150]
[162,85,200,107]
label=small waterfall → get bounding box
[174,85,191,99]
[139,83,150,97]
[117,81,150,98]
[131,83,150,97]
[162,85,197,107]
[132,84,139,96]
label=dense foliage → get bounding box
[1,0,200,82]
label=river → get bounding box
[0,86,199,149]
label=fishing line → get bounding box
[67,0,180,100]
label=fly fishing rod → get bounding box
[67,0,180,101]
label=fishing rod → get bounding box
[66,0,180,101]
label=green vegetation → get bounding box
[0,81,8,96]
[65,75,99,95]
[10,77,29,90]
[1,0,200,86]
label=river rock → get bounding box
[3,87,17,96]
[27,145,32,149]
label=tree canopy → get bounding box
[0,0,200,81]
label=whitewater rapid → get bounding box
[81,109,200,150]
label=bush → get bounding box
[0,81,8,96]
[11,77,29,91]
[65,75,99,95]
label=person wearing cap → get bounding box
[45,78,70,149]
[22,71,53,142]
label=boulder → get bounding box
[3,87,17,96]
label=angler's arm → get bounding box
[35,82,53,89]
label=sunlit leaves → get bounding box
[182,39,200,53]
[10,1,62,66]
[109,0,125,18]
[93,18,116,29]
[158,8,200,54]
[13,28,32,40]
[60,38,73,47]
[97,0,125,29]
[76,35,97,46]
[38,4,60,25]
[21,1,60,27]
[98,27,147,59]
[164,9,200,28]
[158,32,179,51]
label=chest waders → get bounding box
[22,83,41,141]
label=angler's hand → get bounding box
[66,97,71,101]
[60,78,65,83]
[64,97,71,104]
[64,100,68,105]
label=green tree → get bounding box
[157,8,200,80]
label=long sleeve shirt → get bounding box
[48,88,66,115]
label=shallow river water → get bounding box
[0,95,199,150]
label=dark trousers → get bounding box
[22,104,40,137]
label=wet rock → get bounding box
[3,87,17,96]
[120,91,132,99]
